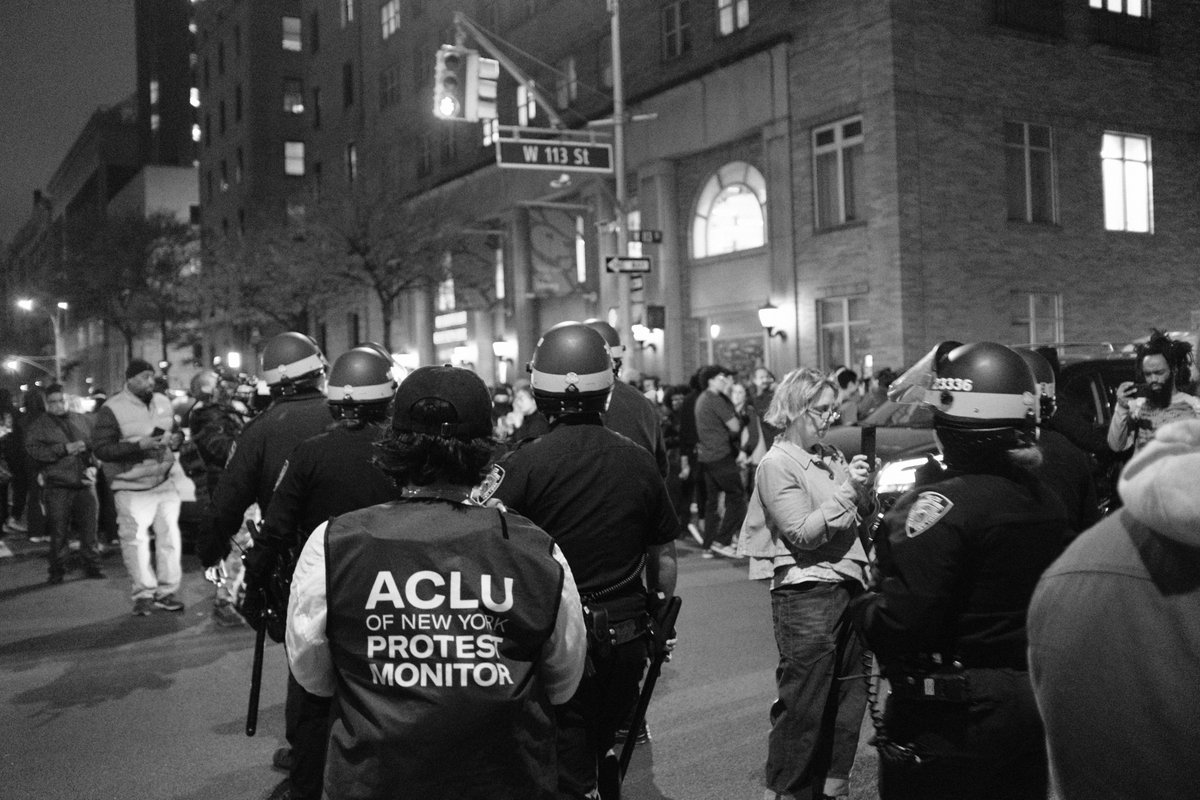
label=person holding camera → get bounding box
[92,359,185,616]
[1108,329,1200,456]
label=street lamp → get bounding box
[15,298,66,382]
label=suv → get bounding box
[823,347,1138,511]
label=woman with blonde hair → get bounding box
[738,367,875,800]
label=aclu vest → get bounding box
[324,499,565,800]
[100,389,177,491]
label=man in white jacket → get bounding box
[1028,419,1200,800]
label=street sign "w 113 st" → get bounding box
[496,139,613,173]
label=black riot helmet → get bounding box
[261,331,327,395]
[528,321,614,417]
[927,341,1038,452]
[1015,348,1057,420]
[581,318,625,373]
[326,346,397,422]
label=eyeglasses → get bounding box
[808,404,840,422]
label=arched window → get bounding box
[692,161,767,258]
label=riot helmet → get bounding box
[261,331,327,394]
[528,321,614,417]
[926,341,1038,451]
[392,365,493,441]
[581,318,625,372]
[1015,348,1056,420]
[326,346,397,422]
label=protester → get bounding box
[1028,419,1200,800]
[832,367,860,426]
[497,379,548,444]
[751,367,779,449]
[695,364,745,558]
[738,368,874,800]
[25,384,104,583]
[1108,328,1200,455]
[84,388,118,546]
[287,365,587,800]
[678,368,705,544]
[92,359,185,616]
[730,379,764,495]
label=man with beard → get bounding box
[92,359,185,616]
[1107,329,1200,455]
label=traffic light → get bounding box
[433,44,468,119]
[465,54,500,121]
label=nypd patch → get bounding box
[905,492,954,538]
[472,464,505,503]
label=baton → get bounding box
[617,595,682,779]
[246,607,266,736]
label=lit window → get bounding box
[661,1,691,59]
[1005,122,1056,224]
[282,16,302,51]
[626,209,643,258]
[555,57,577,108]
[381,0,399,38]
[1090,0,1148,17]
[575,215,587,283]
[691,161,767,259]
[284,141,305,176]
[717,0,749,35]
[346,142,358,183]
[813,116,865,229]
[1101,132,1152,233]
[283,78,305,114]
[341,0,355,27]
[1013,292,1063,344]
[150,113,160,132]
[191,123,201,143]
[482,118,499,148]
[517,84,537,127]
[189,87,200,108]
[819,296,870,373]
[438,271,455,312]
[149,79,160,106]
[494,247,505,300]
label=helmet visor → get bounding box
[888,345,940,405]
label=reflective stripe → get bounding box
[925,388,1035,420]
[326,381,395,402]
[263,352,326,385]
[530,367,612,394]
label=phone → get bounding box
[860,426,877,471]
[151,427,166,437]
[1131,385,1151,399]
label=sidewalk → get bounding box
[0,533,121,564]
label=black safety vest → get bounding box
[323,497,565,800]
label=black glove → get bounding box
[196,524,232,569]
[242,542,279,587]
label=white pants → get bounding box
[115,483,182,601]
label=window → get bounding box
[517,84,537,127]
[238,208,246,235]
[994,0,1065,36]
[282,16,301,51]
[818,296,870,373]
[1005,122,1056,224]
[343,61,355,108]
[381,0,400,39]
[555,57,577,108]
[341,0,355,27]
[1090,0,1154,50]
[284,79,305,114]
[1090,0,1148,17]
[346,143,358,183]
[437,271,456,312]
[236,147,244,183]
[285,141,306,176]
[312,87,322,128]
[380,64,401,109]
[235,85,243,121]
[598,34,613,89]
[813,116,865,229]
[1102,132,1152,233]
[220,159,228,189]
[1012,292,1063,344]
[482,118,499,148]
[219,99,226,134]
[310,11,320,53]
[717,0,749,36]
[661,1,692,59]
[691,161,767,258]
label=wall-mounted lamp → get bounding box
[492,341,518,362]
[758,302,787,340]
[630,323,656,352]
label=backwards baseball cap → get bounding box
[391,365,493,440]
[125,358,156,380]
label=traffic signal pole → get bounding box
[453,12,563,129]
[610,0,633,362]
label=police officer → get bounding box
[1015,348,1100,537]
[851,341,1069,800]
[477,321,679,799]
[195,330,331,773]
[287,365,587,800]
[581,318,669,477]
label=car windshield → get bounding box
[862,400,934,428]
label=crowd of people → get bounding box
[0,325,1196,800]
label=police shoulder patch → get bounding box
[905,492,954,538]
[472,464,505,503]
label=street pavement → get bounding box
[0,533,882,800]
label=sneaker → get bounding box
[709,543,739,559]
[4,517,27,534]
[28,535,50,544]
[701,549,715,559]
[84,567,106,579]
[132,598,155,616]
[687,523,704,546]
[212,600,246,627]
[153,593,185,612]
[615,720,651,745]
[272,747,294,772]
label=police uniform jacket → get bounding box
[186,400,245,497]
[287,497,587,800]
[606,380,669,477]
[485,416,678,621]
[853,466,1068,671]
[206,390,330,548]
[261,421,399,550]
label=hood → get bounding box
[1118,419,1200,547]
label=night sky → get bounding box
[0,0,136,246]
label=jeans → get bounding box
[43,484,99,576]
[702,455,747,549]
[115,483,182,601]
[766,581,868,800]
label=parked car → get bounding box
[824,348,1138,513]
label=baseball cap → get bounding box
[392,365,493,440]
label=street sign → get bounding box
[605,256,652,274]
[630,229,663,244]
[496,138,613,173]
